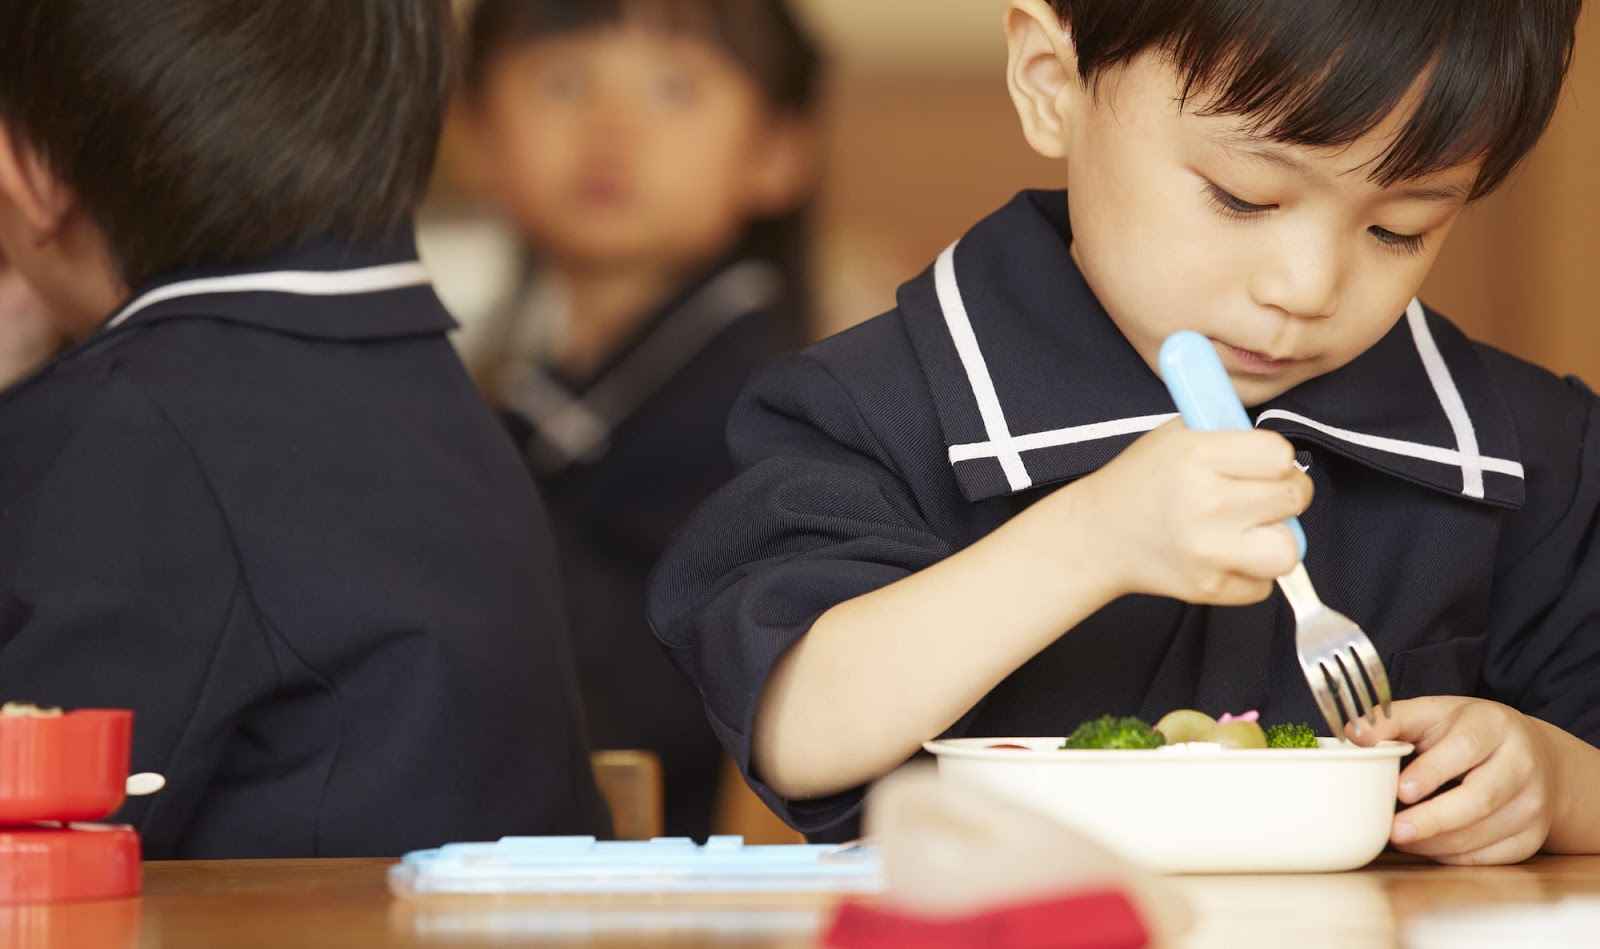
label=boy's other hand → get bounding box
[1352,696,1557,865]
[1065,419,1311,606]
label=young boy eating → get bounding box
[650,0,1600,864]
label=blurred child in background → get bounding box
[451,0,822,839]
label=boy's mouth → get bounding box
[1214,340,1295,376]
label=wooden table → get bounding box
[6,854,1600,949]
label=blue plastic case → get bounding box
[388,835,884,897]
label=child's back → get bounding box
[0,1,607,857]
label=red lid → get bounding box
[0,824,143,904]
[0,710,133,824]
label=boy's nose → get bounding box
[1249,238,1342,320]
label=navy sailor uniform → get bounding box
[648,190,1600,841]
[0,232,610,858]
[499,259,798,840]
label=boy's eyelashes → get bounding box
[1367,226,1430,257]
[1201,181,1432,257]
[1203,181,1274,219]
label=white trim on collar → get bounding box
[502,259,782,471]
[105,261,432,330]
[949,413,1175,463]
[933,243,1525,496]
[934,241,1032,491]
[1405,298,1488,497]
[1254,408,1523,477]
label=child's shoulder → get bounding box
[1468,332,1599,462]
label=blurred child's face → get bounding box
[467,25,799,274]
[1010,14,1480,407]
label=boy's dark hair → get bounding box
[1051,0,1583,199]
[0,1,457,288]
[465,0,824,341]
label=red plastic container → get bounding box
[0,824,142,904]
[0,709,133,825]
[0,709,142,905]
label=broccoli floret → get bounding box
[1266,722,1319,748]
[1061,715,1165,750]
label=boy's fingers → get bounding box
[1391,766,1523,845]
[1201,431,1299,478]
[1356,696,1465,748]
[1234,523,1302,580]
[1224,477,1314,524]
[1394,792,1543,864]
[1397,726,1496,805]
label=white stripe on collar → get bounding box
[949,413,1175,462]
[105,261,432,330]
[934,242,1032,491]
[1405,298,1487,497]
[1253,409,1523,477]
[933,245,1525,495]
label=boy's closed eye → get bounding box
[1200,180,1434,257]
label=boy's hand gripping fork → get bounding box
[1159,330,1392,739]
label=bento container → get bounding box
[0,824,142,904]
[922,736,1413,874]
[0,709,133,824]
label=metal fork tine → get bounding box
[1327,655,1365,738]
[1339,647,1379,728]
[1348,636,1393,718]
[1304,659,1348,740]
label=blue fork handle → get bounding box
[1158,330,1308,562]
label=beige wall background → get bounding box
[800,0,1600,382]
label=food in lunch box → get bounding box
[0,701,64,718]
[1060,715,1166,749]
[1264,722,1319,748]
[1056,709,1319,750]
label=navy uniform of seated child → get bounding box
[0,0,608,858]
[651,0,1600,864]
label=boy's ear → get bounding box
[747,116,819,218]
[1004,0,1082,160]
[0,125,74,239]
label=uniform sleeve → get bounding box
[1480,380,1600,745]
[647,353,957,836]
[0,370,271,858]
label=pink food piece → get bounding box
[1216,710,1260,724]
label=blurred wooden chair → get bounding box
[590,749,664,841]
[589,749,804,844]
[714,755,804,845]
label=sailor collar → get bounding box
[500,259,784,473]
[898,190,1525,509]
[92,229,451,343]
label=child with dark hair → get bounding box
[0,0,608,857]
[651,0,1600,864]
[447,0,821,839]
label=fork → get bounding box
[1157,330,1393,739]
